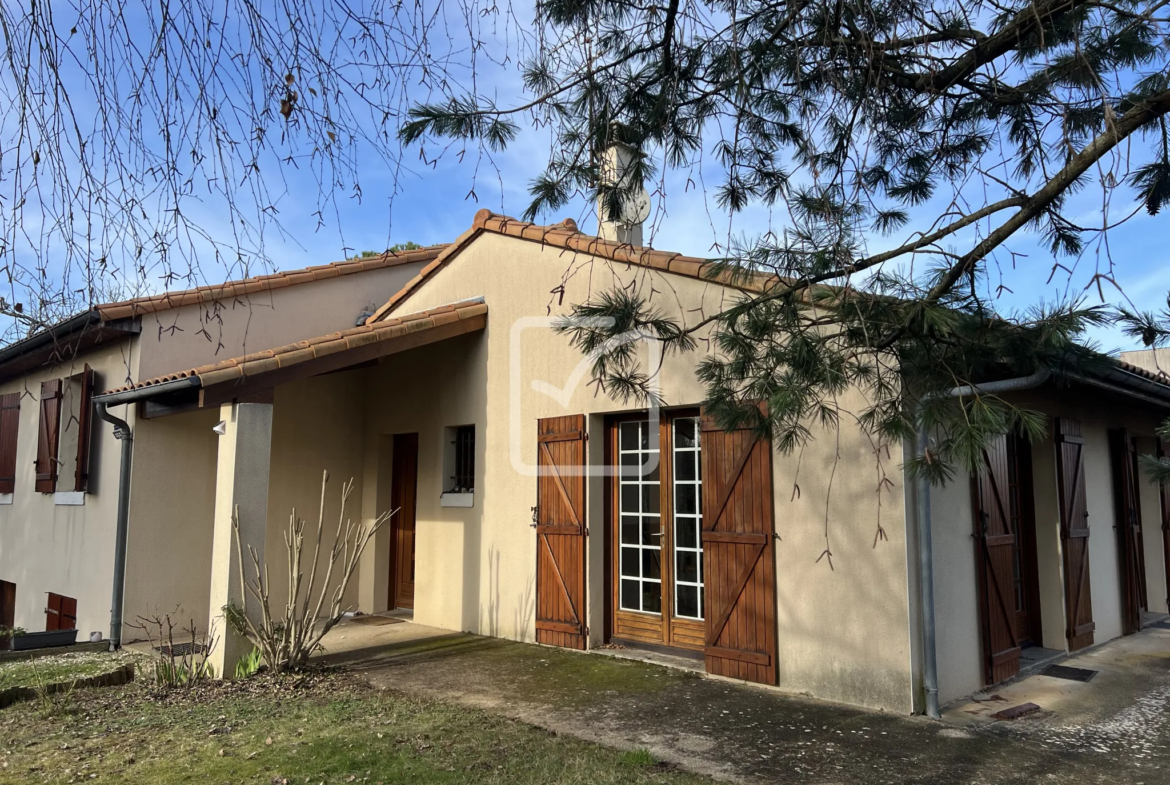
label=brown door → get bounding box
[1110,429,1147,635]
[974,434,1023,684]
[1056,418,1095,651]
[45,593,77,631]
[608,413,706,652]
[700,411,777,685]
[389,433,419,610]
[535,415,587,649]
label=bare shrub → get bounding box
[132,612,218,688]
[225,471,394,672]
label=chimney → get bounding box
[597,142,649,247]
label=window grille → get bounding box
[451,425,475,492]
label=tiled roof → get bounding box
[98,245,447,321]
[1117,359,1170,383]
[365,210,775,323]
[100,299,486,395]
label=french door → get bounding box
[609,411,705,651]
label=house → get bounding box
[0,246,442,642]
[47,203,1166,716]
[3,202,1169,717]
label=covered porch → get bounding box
[928,368,1170,705]
[97,299,488,675]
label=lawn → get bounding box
[0,667,713,785]
[0,650,138,692]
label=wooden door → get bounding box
[1055,418,1095,651]
[535,415,587,649]
[608,413,705,652]
[974,434,1022,684]
[700,413,777,685]
[1110,429,1147,635]
[45,593,76,631]
[1159,439,1170,611]
[390,433,419,610]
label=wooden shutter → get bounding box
[1159,439,1170,611]
[0,393,20,494]
[35,379,62,494]
[0,580,14,631]
[59,595,77,630]
[1110,429,1147,635]
[45,592,61,631]
[74,365,95,493]
[700,413,777,685]
[974,434,1021,684]
[535,415,587,649]
[1055,418,1094,651]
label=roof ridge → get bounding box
[97,244,448,321]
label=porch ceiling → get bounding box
[94,298,487,411]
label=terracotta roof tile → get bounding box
[100,299,487,396]
[96,244,446,321]
[364,210,774,324]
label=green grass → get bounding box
[0,670,710,784]
[0,650,137,691]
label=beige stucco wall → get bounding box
[357,230,913,712]
[122,406,219,638]
[0,339,139,638]
[930,387,1168,705]
[134,263,426,383]
[263,372,370,615]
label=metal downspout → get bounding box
[916,368,1050,719]
[96,402,133,650]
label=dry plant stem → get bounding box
[231,469,396,671]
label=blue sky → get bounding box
[5,3,1168,356]
[255,118,1170,357]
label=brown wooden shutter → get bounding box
[74,365,95,492]
[1055,418,1094,651]
[973,434,1021,684]
[1110,429,1147,635]
[59,595,77,630]
[35,379,62,494]
[700,412,777,685]
[0,393,20,494]
[45,592,61,631]
[0,580,15,633]
[535,415,588,649]
[1159,439,1170,611]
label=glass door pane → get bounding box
[671,416,704,620]
[617,420,661,614]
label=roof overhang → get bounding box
[0,311,140,384]
[94,298,487,415]
[1060,362,1170,411]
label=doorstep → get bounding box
[587,642,705,674]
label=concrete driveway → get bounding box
[318,616,1170,784]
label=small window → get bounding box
[452,425,475,492]
[440,425,475,507]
